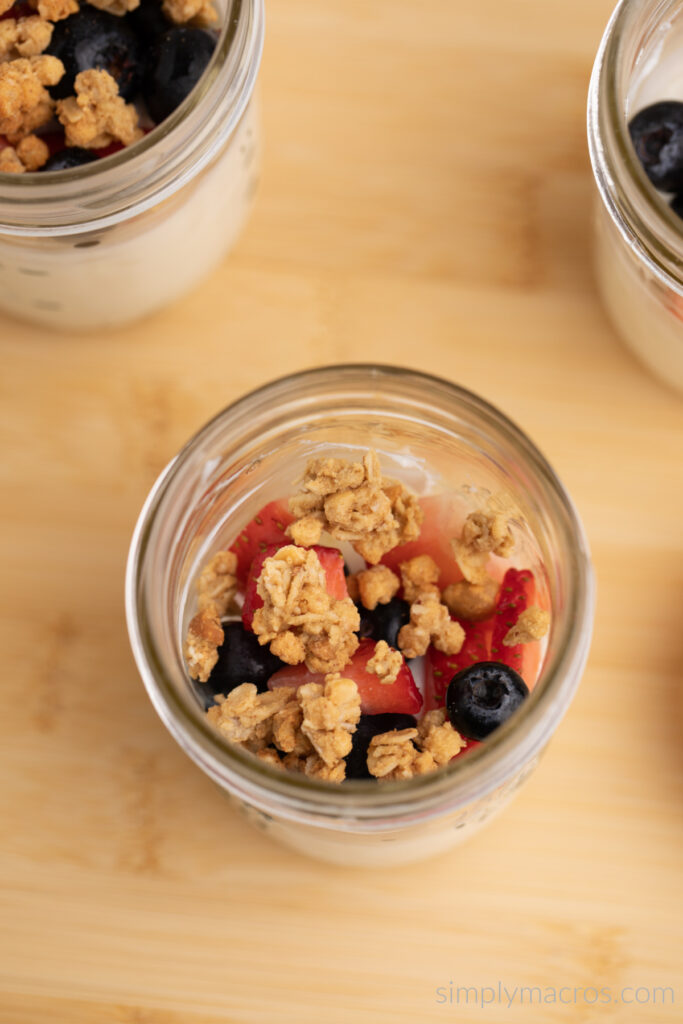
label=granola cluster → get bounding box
[252,545,360,673]
[33,0,79,21]
[0,16,53,61]
[287,451,423,564]
[56,69,142,148]
[442,576,500,622]
[196,550,238,617]
[503,606,550,646]
[347,564,399,610]
[399,554,440,603]
[162,0,217,27]
[453,510,514,585]
[208,676,362,782]
[0,131,48,171]
[184,605,223,683]
[398,592,465,659]
[0,54,63,142]
[366,640,403,685]
[367,711,465,780]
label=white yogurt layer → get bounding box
[593,14,683,393]
[0,98,260,331]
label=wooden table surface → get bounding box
[2,1,683,1021]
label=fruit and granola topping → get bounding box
[0,0,218,173]
[184,450,551,783]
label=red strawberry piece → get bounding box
[425,615,494,710]
[228,499,294,582]
[242,543,347,630]
[0,2,33,21]
[381,495,465,589]
[269,637,422,716]
[490,568,541,687]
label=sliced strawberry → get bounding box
[425,616,494,710]
[228,499,294,582]
[490,568,540,687]
[268,637,422,716]
[0,2,33,20]
[242,543,347,630]
[381,495,465,588]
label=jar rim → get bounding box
[126,365,595,829]
[588,0,683,292]
[0,0,264,235]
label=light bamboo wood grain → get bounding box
[1,1,682,1021]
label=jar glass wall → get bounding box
[126,365,595,866]
[588,0,683,394]
[0,0,263,331]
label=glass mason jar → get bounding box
[0,0,263,331]
[126,365,595,866]
[588,0,683,394]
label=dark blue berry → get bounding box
[670,194,683,219]
[446,661,528,741]
[357,597,411,650]
[42,148,98,171]
[144,27,216,123]
[345,713,417,780]
[47,8,145,101]
[199,622,285,704]
[127,0,170,45]
[629,101,683,192]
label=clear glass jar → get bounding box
[126,365,595,866]
[0,0,263,331]
[588,0,683,394]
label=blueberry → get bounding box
[345,713,417,780]
[446,661,528,741]
[144,27,216,124]
[199,622,285,703]
[47,8,145,101]
[42,148,98,171]
[127,0,170,45]
[628,101,683,192]
[671,194,683,219]
[357,597,411,650]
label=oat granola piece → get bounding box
[255,746,284,769]
[417,709,465,765]
[0,144,24,171]
[503,606,550,647]
[0,16,53,61]
[442,576,500,622]
[0,0,14,15]
[0,133,47,171]
[162,0,217,27]
[271,700,312,757]
[33,0,79,21]
[453,511,514,585]
[251,545,360,674]
[56,69,142,149]
[206,683,296,747]
[288,451,423,565]
[398,592,465,659]
[298,675,361,767]
[366,728,436,781]
[0,54,63,141]
[87,0,139,14]
[366,640,403,686]
[352,564,400,611]
[196,550,238,617]
[184,604,224,682]
[303,754,346,782]
[399,554,440,603]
